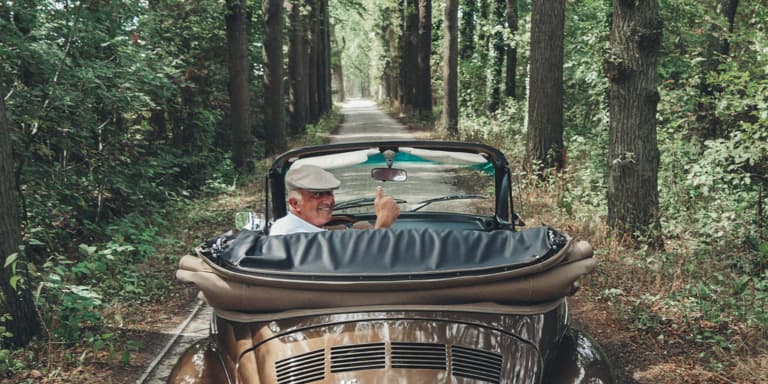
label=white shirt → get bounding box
[269,212,326,236]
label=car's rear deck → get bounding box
[176,226,595,314]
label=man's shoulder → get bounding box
[270,213,324,235]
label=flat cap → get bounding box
[285,164,341,191]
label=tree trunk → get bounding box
[525,0,566,172]
[417,0,433,117]
[606,0,663,247]
[324,0,333,111]
[317,0,331,114]
[488,0,506,112]
[695,0,739,139]
[288,0,308,136]
[331,22,345,102]
[0,87,42,348]
[504,0,518,99]
[391,2,404,109]
[442,0,459,135]
[400,0,419,114]
[226,0,253,173]
[263,0,286,155]
[381,5,401,105]
[459,0,477,59]
[288,0,307,135]
[477,0,490,63]
[307,1,320,123]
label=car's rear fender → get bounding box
[167,338,232,384]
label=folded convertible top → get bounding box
[177,227,596,313]
[209,226,566,279]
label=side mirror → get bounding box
[234,211,266,231]
[371,167,407,182]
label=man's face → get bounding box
[290,190,335,226]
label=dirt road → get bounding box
[330,98,413,143]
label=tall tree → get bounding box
[318,0,332,114]
[307,0,321,123]
[477,0,490,63]
[695,0,740,139]
[505,0,518,98]
[442,0,459,135]
[459,0,477,59]
[0,87,42,348]
[416,0,433,117]
[605,0,663,247]
[226,0,253,173]
[488,0,506,112]
[377,5,401,106]
[263,0,286,154]
[288,0,309,136]
[525,0,566,172]
[400,0,419,113]
[331,22,345,102]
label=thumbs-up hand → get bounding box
[374,186,400,229]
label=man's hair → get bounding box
[287,189,303,211]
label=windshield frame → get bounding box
[266,140,515,226]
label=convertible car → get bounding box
[169,140,614,383]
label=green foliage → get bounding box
[0,0,252,363]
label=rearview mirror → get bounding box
[371,168,407,182]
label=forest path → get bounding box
[330,98,413,143]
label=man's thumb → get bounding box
[376,185,383,200]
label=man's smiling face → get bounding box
[291,190,335,226]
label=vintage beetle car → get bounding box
[169,140,614,384]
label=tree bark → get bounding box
[400,0,419,114]
[263,0,286,154]
[477,0,490,63]
[331,23,345,102]
[459,0,477,59]
[288,0,308,136]
[606,0,663,247]
[504,0,518,99]
[442,0,459,135]
[380,5,401,105]
[226,0,253,173]
[307,1,320,123]
[695,0,739,139]
[0,87,42,348]
[318,0,331,114]
[526,0,566,172]
[488,0,506,112]
[417,0,433,117]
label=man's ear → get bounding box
[288,197,300,210]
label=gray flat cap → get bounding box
[285,165,341,191]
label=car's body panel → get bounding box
[167,339,230,384]
[209,307,566,384]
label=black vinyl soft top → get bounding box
[204,226,567,281]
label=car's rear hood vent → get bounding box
[330,343,386,373]
[274,342,503,383]
[452,345,503,383]
[275,349,325,384]
[391,342,447,370]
